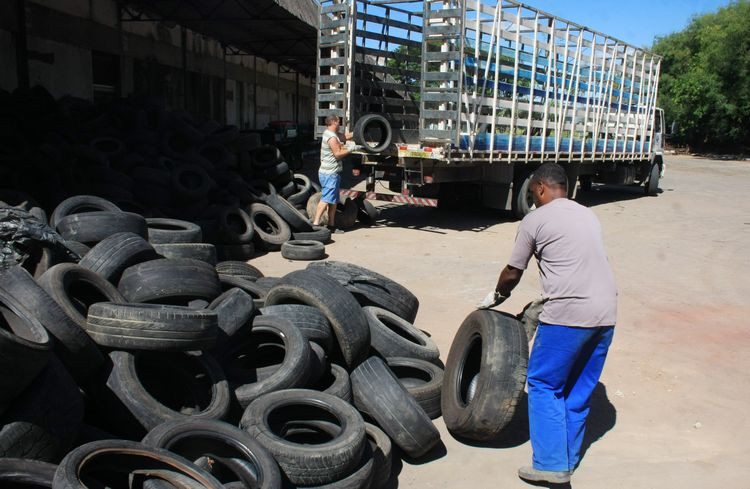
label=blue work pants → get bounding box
[527,323,615,472]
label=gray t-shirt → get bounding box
[508,198,617,327]
[320,129,342,174]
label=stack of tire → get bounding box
[0,86,381,263]
[0,199,449,489]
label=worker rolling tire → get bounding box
[118,258,221,304]
[50,195,121,229]
[512,171,535,220]
[386,357,444,420]
[240,389,366,486]
[645,161,660,196]
[86,302,218,350]
[146,218,203,244]
[249,203,292,251]
[153,243,217,265]
[264,270,370,368]
[215,261,264,280]
[350,356,440,458]
[260,304,334,352]
[363,306,440,364]
[281,240,325,261]
[353,114,392,154]
[53,439,224,489]
[265,194,313,232]
[141,419,282,489]
[79,232,159,284]
[441,310,528,441]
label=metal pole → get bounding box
[15,0,29,90]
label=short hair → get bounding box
[531,163,568,189]
[325,115,340,126]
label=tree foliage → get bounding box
[652,0,750,150]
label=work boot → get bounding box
[517,466,571,484]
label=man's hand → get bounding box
[344,131,354,140]
[345,141,363,152]
[476,291,508,310]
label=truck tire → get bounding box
[104,350,229,432]
[264,270,370,368]
[645,162,660,196]
[118,258,221,304]
[362,306,440,364]
[53,440,224,489]
[281,240,325,261]
[441,310,528,441]
[353,114,392,154]
[386,357,444,419]
[240,389,366,486]
[86,302,218,351]
[142,419,282,489]
[512,172,534,219]
[146,218,203,244]
[79,232,160,284]
[350,356,440,458]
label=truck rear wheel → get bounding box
[645,162,660,196]
[512,173,534,219]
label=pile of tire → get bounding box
[0,86,378,264]
[0,207,444,489]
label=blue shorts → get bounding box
[318,172,341,204]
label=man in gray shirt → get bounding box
[478,162,617,484]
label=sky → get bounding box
[525,0,736,48]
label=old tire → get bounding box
[363,306,440,364]
[49,195,120,229]
[118,258,221,304]
[146,218,203,244]
[441,310,528,441]
[512,171,534,220]
[353,114,392,154]
[386,357,444,419]
[0,458,56,487]
[154,243,217,265]
[56,211,147,245]
[645,162,660,196]
[215,261,264,280]
[79,232,160,284]
[280,240,325,261]
[259,304,334,352]
[249,203,292,251]
[350,356,440,458]
[292,225,332,244]
[265,194,313,233]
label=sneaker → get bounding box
[517,466,571,484]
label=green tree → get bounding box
[652,0,750,150]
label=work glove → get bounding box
[476,291,508,310]
[345,141,363,152]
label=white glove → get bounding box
[476,291,508,310]
[346,141,363,152]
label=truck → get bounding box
[315,0,665,217]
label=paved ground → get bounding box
[252,154,750,488]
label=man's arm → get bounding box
[327,136,353,160]
[495,265,524,297]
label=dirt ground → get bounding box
[252,154,750,488]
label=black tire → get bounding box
[218,275,268,302]
[307,261,419,323]
[259,304,334,352]
[208,288,255,343]
[357,199,379,225]
[353,114,392,154]
[49,195,120,229]
[350,357,440,458]
[386,357,444,420]
[0,458,56,487]
[336,198,358,229]
[0,265,103,383]
[512,171,535,220]
[214,207,255,244]
[306,192,327,226]
[55,211,147,245]
[53,439,224,489]
[287,174,313,206]
[215,261,264,280]
[292,225,332,244]
[277,179,296,198]
[308,341,327,386]
[142,419,282,489]
[265,194,313,232]
[206,125,239,145]
[227,316,311,408]
[240,389,366,486]
[118,258,221,304]
[264,161,290,180]
[146,218,203,244]
[312,363,352,403]
[86,302,218,350]
[37,262,126,336]
[172,164,212,201]
[216,244,256,262]
[441,310,528,441]
[0,357,84,463]
[264,270,370,368]
[363,306,440,364]
[64,240,90,258]
[105,350,230,431]
[198,142,232,170]
[364,422,392,489]
[645,161,660,196]
[154,243,217,265]
[281,240,325,261]
[252,146,282,168]
[79,232,160,284]
[249,203,292,251]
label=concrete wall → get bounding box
[0,0,315,130]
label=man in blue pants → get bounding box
[477,162,617,484]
